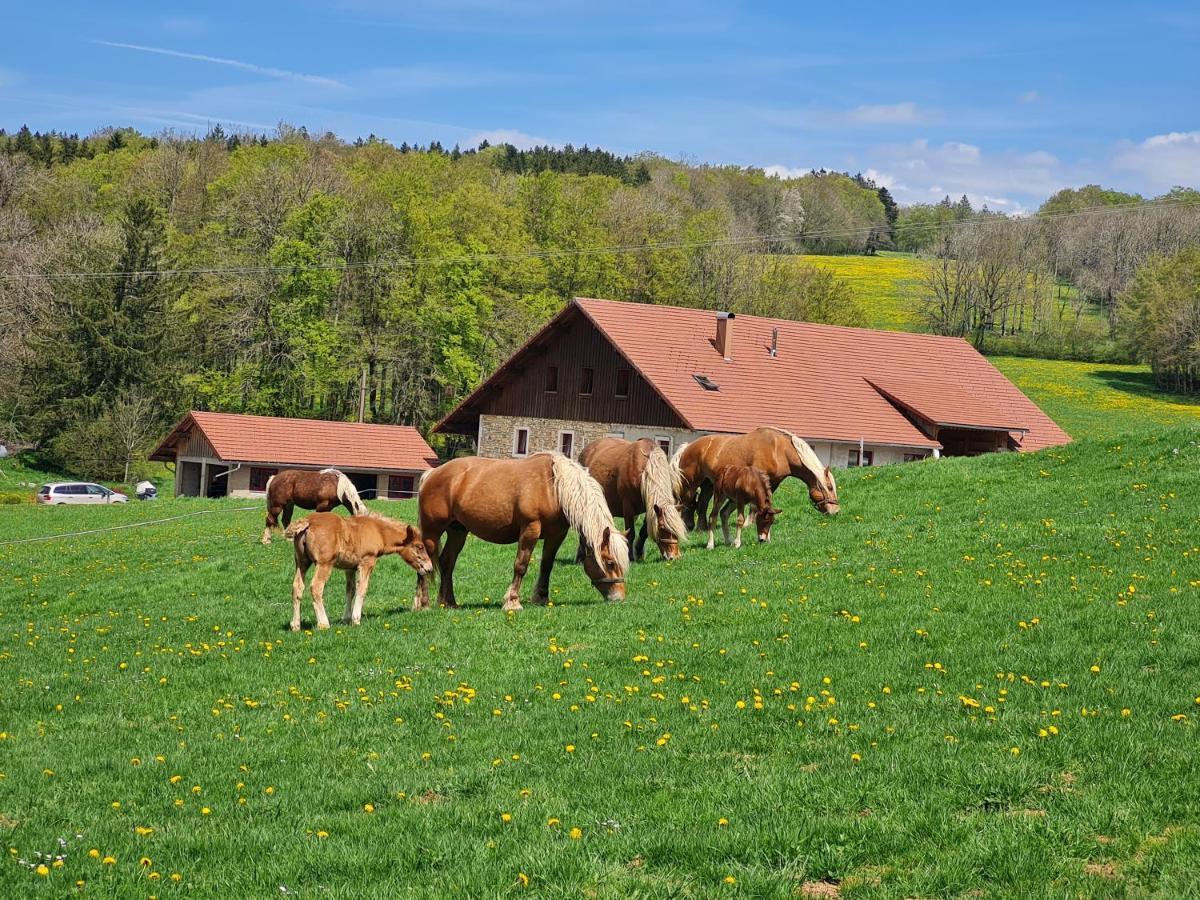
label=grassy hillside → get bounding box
[803,252,925,331]
[2,429,1198,897]
[992,356,1200,439]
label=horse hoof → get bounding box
[290,623,300,632]
[502,601,522,612]
[316,622,330,630]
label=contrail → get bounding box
[93,40,345,89]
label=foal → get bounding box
[705,466,781,549]
[285,512,432,630]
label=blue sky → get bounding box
[4,1,1198,210]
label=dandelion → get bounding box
[36,864,49,877]
[1090,665,1101,674]
[102,856,116,866]
[517,872,530,888]
[851,753,862,762]
[363,803,374,814]
[316,831,329,839]
[201,807,211,816]
[140,857,152,868]
[717,817,729,827]
[564,744,575,753]
[500,813,512,823]
[1010,746,1021,756]
[171,873,182,882]
[724,875,737,885]
[547,817,560,827]
[135,826,154,837]
[569,827,582,840]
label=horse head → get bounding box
[390,523,433,575]
[652,503,683,561]
[809,465,840,515]
[756,506,782,542]
[581,526,627,602]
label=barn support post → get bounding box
[200,460,208,498]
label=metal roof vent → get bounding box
[692,374,720,391]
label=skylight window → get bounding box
[693,374,720,391]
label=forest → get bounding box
[0,124,1197,477]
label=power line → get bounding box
[2,195,1196,282]
[0,505,259,547]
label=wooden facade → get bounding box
[440,309,685,436]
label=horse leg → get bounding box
[622,501,642,562]
[721,500,735,547]
[696,480,715,540]
[704,492,717,550]
[574,533,586,564]
[350,559,376,625]
[290,559,309,631]
[636,519,650,561]
[502,523,540,612]
[263,504,279,545]
[414,526,442,611]
[342,568,357,624]
[310,563,333,629]
[437,526,467,609]
[531,527,567,605]
[732,502,744,549]
[282,503,295,529]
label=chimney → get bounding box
[770,327,778,358]
[716,311,735,361]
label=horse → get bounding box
[576,437,688,561]
[705,465,780,549]
[676,427,839,529]
[414,453,630,612]
[262,468,368,545]
[284,512,432,631]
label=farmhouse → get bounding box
[436,297,1071,466]
[150,411,438,499]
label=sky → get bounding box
[3,1,1198,211]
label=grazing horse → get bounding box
[577,437,688,561]
[284,512,432,631]
[262,468,368,545]
[415,453,630,612]
[677,427,839,529]
[706,466,780,549]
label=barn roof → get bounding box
[437,297,1070,453]
[150,411,438,471]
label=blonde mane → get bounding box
[765,428,824,478]
[547,453,630,574]
[669,441,688,498]
[321,467,368,515]
[641,445,688,544]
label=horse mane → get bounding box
[321,467,368,515]
[764,428,825,479]
[547,453,630,574]
[752,465,772,499]
[641,446,688,544]
[669,442,688,497]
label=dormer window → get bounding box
[693,374,720,391]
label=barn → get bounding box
[435,297,1071,467]
[150,411,438,499]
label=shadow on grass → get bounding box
[1090,368,1200,407]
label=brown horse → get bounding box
[577,437,688,561]
[284,512,432,630]
[262,468,368,545]
[414,453,630,612]
[706,465,780,549]
[676,427,839,529]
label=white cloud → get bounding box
[1018,89,1040,103]
[92,41,346,89]
[847,101,923,125]
[161,17,207,36]
[465,128,552,149]
[763,164,807,179]
[1113,131,1200,189]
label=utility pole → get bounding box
[358,366,367,423]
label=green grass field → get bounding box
[2,426,1199,897]
[992,357,1200,439]
[802,252,925,332]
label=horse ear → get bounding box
[405,524,416,543]
[600,526,612,551]
[653,503,664,519]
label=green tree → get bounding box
[1118,247,1200,393]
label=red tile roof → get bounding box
[150,411,438,471]
[568,298,1069,452]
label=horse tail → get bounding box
[641,446,688,545]
[324,467,368,515]
[418,468,436,493]
[668,441,688,498]
[549,454,629,575]
[284,518,310,543]
[264,473,276,495]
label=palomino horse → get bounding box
[676,426,839,529]
[415,453,630,612]
[705,465,780,549]
[577,437,688,561]
[284,512,432,630]
[262,468,368,544]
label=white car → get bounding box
[37,483,129,505]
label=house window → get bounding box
[513,427,530,457]
[545,366,558,393]
[388,475,416,498]
[903,453,926,463]
[580,367,594,396]
[615,368,631,398]
[607,431,626,440]
[848,448,874,467]
[656,436,672,456]
[249,466,277,491]
[559,431,575,458]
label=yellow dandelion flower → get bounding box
[547,817,560,827]
[316,831,329,839]
[36,864,49,877]
[200,807,211,816]
[88,849,100,859]
[102,856,116,866]
[500,813,512,823]
[564,744,575,753]
[363,803,375,813]
[517,872,529,887]
[135,826,154,837]
[724,875,737,885]
[569,827,582,840]
[171,873,182,882]
[851,753,862,762]
[717,817,729,827]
